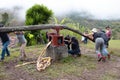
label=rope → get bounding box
[15,42,52,72]
[36,41,52,71]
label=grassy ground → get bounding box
[0,40,120,80]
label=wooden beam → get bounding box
[0,24,93,42]
[63,27,93,41]
[0,24,63,32]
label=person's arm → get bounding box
[14,31,24,34]
[84,33,94,40]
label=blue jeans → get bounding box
[1,41,10,60]
[95,38,108,56]
[68,49,80,55]
[101,45,108,56]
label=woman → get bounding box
[105,26,112,48]
[15,31,27,61]
[85,28,110,62]
[68,37,81,57]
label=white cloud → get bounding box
[0,0,120,20]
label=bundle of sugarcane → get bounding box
[36,41,52,71]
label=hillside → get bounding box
[57,11,120,39]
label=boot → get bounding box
[97,53,102,62]
[102,56,106,62]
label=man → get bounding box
[0,24,10,61]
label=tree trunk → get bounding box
[0,24,93,42]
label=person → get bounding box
[81,31,88,44]
[68,37,81,57]
[105,26,112,48]
[85,28,110,62]
[64,35,71,50]
[0,24,10,61]
[81,36,85,43]
[15,31,27,61]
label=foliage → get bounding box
[0,6,23,26]
[1,13,9,25]
[50,16,67,24]
[25,4,53,45]
[49,16,90,41]
[60,22,90,41]
[56,11,120,40]
[25,4,53,25]
[24,31,37,45]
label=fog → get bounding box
[0,0,120,20]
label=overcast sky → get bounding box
[0,0,120,20]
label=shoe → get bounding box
[102,56,106,62]
[77,54,81,57]
[0,58,4,62]
[97,53,102,62]
[108,54,110,60]
[7,54,10,57]
[98,57,102,62]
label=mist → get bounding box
[1,0,120,20]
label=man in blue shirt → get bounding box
[0,24,10,61]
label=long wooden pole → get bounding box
[0,24,93,42]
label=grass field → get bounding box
[0,40,120,80]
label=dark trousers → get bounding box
[1,41,10,60]
[68,49,80,55]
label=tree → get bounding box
[1,12,9,25]
[25,4,53,25]
[0,6,23,26]
[25,4,53,45]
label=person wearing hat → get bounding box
[0,24,10,61]
[85,28,109,62]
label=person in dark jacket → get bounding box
[64,35,71,50]
[68,37,81,57]
[85,28,110,62]
[0,24,10,61]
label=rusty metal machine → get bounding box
[47,27,64,47]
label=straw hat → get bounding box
[91,28,97,33]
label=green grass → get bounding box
[0,44,97,79]
[108,40,120,56]
[82,40,120,56]
[0,40,120,79]
[17,55,96,79]
[109,40,120,49]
